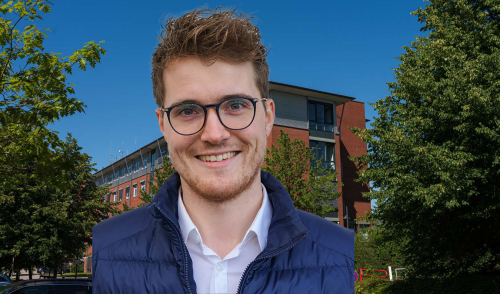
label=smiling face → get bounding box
[155,56,275,203]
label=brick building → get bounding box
[84,81,370,272]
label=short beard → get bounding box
[177,142,266,204]
[181,166,260,204]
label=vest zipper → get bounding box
[153,203,193,294]
[236,232,307,294]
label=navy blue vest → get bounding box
[92,171,354,293]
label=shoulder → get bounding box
[296,210,354,261]
[92,205,156,255]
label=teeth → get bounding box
[199,152,237,162]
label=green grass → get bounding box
[355,274,500,294]
[61,273,91,278]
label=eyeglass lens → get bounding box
[169,98,255,135]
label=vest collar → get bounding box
[150,170,308,251]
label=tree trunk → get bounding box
[28,265,32,280]
[52,268,57,278]
[15,271,20,281]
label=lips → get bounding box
[197,151,238,162]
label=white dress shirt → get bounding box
[178,184,272,294]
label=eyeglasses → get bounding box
[159,97,268,136]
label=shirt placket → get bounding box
[214,259,228,294]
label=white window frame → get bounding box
[140,181,146,191]
[113,192,117,202]
[133,184,137,197]
[125,186,130,200]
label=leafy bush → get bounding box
[355,226,404,272]
[66,263,84,273]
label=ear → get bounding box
[265,99,275,138]
[155,108,166,135]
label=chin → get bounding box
[180,168,260,204]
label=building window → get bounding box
[121,167,125,178]
[151,150,156,172]
[113,192,117,202]
[143,157,148,169]
[160,144,168,156]
[106,194,111,202]
[114,171,119,180]
[310,140,336,171]
[135,160,140,172]
[126,186,130,199]
[128,165,132,174]
[140,181,146,191]
[308,101,334,132]
[133,184,137,197]
[119,189,123,201]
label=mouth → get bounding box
[197,151,239,162]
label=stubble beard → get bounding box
[173,142,266,204]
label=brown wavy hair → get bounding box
[151,7,270,108]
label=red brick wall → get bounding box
[336,101,371,229]
[268,125,309,150]
[104,173,150,210]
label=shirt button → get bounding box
[216,263,223,272]
[194,235,201,244]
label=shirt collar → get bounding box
[177,184,272,251]
[177,186,198,244]
[242,184,272,251]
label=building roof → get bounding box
[269,81,355,105]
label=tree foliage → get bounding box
[0,0,105,185]
[354,214,404,272]
[0,135,119,276]
[352,0,500,276]
[262,130,340,217]
[0,0,109,277]
[139,156,176,207]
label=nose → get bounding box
[200,107,231,144]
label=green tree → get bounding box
[0,135,118,278]
[262,130,340,217]
[354,213,404,272]
[138,156,176,207]
[121,155,176,212]
[0,0,105,185]
[352,0,500,276]
[0,0,107,278]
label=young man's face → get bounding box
[155,56,275,203]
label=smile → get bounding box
[198,152,238,162]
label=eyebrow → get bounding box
[169,93,255,107]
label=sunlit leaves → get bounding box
[351,0,500,276]
[0,0,107,275]
[262,130,341,218]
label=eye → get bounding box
[224,99,251,112]
[174,104,200,117]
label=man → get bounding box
[93,7,354,294]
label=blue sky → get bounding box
[40,0,427,171]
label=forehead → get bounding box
[162,56,259,107]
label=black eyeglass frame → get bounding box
[159,97,268,136]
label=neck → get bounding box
[181,174,263,259]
